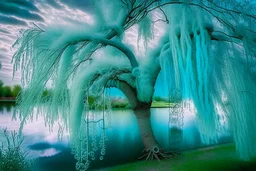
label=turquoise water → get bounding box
[0,103,231,170]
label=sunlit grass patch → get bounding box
[151,101,175,108]
[108,144,256,171]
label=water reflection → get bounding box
[0,102,15,113]
[151,108,205,151]
[0,104,231,170]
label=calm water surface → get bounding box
[0,103,231,170]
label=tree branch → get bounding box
[130,1,256,41]
[70,35,138,68]
[108,79,139,108]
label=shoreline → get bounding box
[0,100,15,103]
[105,143,256,171]
[0,100,174,108]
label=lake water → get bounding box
[0,103,231,170]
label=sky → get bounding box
[0,0,95,86]
[0,0,168,96]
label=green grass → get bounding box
[151,101,175,108]
[105,144,256,171]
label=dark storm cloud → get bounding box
[0,1,44,21]
[0,15,27,26]
[8,0,40,12]
[59,0,93,11]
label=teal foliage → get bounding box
[11,0,256,167]
[159,1,256,160]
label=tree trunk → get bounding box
[116,81,169,159]
[133,104,160,153]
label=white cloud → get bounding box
[0,1,94,86]
[0,2,168,86]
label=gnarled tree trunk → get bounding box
[133,102,175,160]
[133,104,159,153]
[117,79,174,160]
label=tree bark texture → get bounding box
[134,106,160,153]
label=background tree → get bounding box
[12,0,256,170]
[0,80,4,97]
[2,86,12,97]
[11,85,22,97]
[0,81,22,98]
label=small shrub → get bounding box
[0,128,34,171]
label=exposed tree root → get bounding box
[138,146,180,161]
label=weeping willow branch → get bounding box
[69,35,138,68]
[206,1,256,21]
[124,0,256,44]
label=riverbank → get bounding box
[114,101,174,109]
[0,97,15,103]
[105,143,256,171]
[0,100,174,108]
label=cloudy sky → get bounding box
[0,0,97,85]
[0,0,166,98]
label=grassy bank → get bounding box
[113,101,174,109]
[0,100,173,108]
[0,100,15,103]
[151,101,175,108]
[105,144,256,171]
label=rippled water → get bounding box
[0,103,231,170]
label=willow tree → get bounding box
[12,0,256,170]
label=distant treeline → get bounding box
[0,80,54,99]
[0,80,21,98]
[153,96,168,102]
[0,80,168,107]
